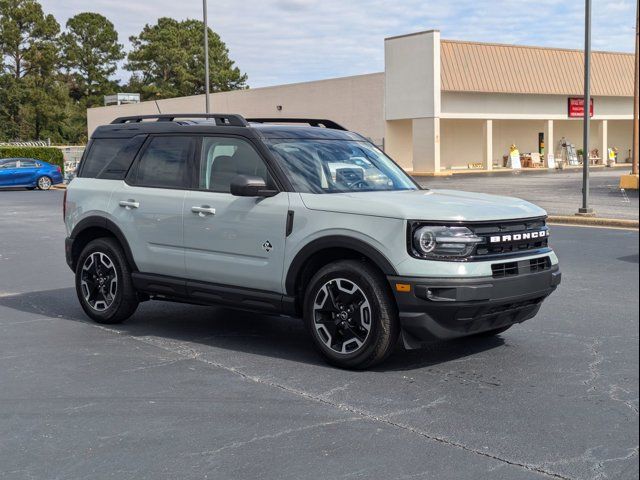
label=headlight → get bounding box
[411,225,482,259]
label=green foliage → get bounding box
[0,146,64,172]
[0,2,248,143]
[125,17,247,100]
[60,12,124,107]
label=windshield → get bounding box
[265,139,418,194]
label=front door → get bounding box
[183,136,289,293]
[109,135,195,277]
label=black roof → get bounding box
[92,114,365,141]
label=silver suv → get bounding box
[64,114,561,369]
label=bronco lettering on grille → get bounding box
[489,230,548,244]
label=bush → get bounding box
[0,147,65,173]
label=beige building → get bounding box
[88,30,636,174]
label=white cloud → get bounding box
[40,0,637,88]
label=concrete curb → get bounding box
[548,215,639,229]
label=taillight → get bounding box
[57,166,61,173]
[63,189,67,221]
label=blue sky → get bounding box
[40,0,637,88]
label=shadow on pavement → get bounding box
[0,287,506,372]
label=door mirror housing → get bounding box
[230,175,277,197]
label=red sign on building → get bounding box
[568,97,594,118]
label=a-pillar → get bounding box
[597,120,608,164]
[483,120,493,170]
[412,117,440,174]
[544,120,554,167]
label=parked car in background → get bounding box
[0,158,63,190]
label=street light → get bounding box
[203,0,211,114]
[578,0,594,215]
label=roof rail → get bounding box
[110,113,249,127]
[246,118,347,131]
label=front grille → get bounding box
[529,256,551,273]
[492,256,551,278]
[491,261,519,278]
[470,218,549,258]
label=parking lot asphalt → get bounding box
[1,189,638,480]
[416,169,639,221]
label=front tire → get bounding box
[36,176,52,190]
[75,237,138,324]
[303,260,399,369]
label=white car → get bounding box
[64,114,561,369]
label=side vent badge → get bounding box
[262,240,273,252]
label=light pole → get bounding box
[578,0,594,215]
[203,0,211,114]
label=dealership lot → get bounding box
[418,169,639,221]
[0,190,638,480]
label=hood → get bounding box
[299,189,546,222]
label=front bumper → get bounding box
[388,265,561,349]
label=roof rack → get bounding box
[110,113,249,127]
[246,118,347,131]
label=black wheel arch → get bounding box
[69,216,137,272]
[285,236,397,310]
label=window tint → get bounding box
[79,139,125,178]
[199,137,272,193]
[134,136,194,189]
[97,135,146,180]
[1,161,17,168]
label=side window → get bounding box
[134,136,194,189]
[18,160,37,168]
[79,139,126,178]
[199,137,273,193]
[1,161,17,169]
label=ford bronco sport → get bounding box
[64,114,561,369]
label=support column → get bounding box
[412,117,440,173]
[483,120,493,170]
[544,120,554,167]
[597,120,608,165]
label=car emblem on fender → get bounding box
[262,240,273,252]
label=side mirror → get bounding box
[230,175,277,197]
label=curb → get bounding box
[547,215,639,229]
[412,164,633,178]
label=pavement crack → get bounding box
[187,417,362,457]
[90,327,574,480]
[584,339,603,393]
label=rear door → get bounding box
[14,159,39,185]
[0,160,19,186]
[183,136,289,293]
[109,135,195,277]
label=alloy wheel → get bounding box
[313,278,372,354]
[80,252,118,311]
[38,176,51,190]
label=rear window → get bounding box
[131,136,195,189]
[78,136,146,179]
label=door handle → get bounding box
[119,200,139,209]
[191,205,216,216]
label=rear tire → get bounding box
[36,176,52,190]
[303,260,399,369]
[75,237,138,324]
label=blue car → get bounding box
[0,158,64,190]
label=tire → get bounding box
[303,260,399,369]
[75,237,138,324]
[36,176,52,190]
[474,325,512,337]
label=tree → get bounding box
[125,17,247,100]
[0,0,62,140]
[60,12,124,107]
